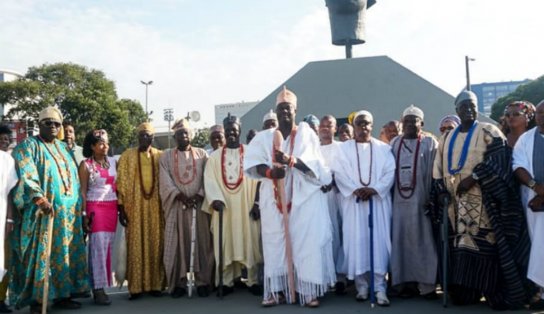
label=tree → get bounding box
[0,62,146,148]
[191,128,210,148]
[490,75,544,121]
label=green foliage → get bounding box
[0,62,146,149]
[490,75,544,121]
[191,128,210,148]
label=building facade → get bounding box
[471,80,530,116]
[214,101,258,125]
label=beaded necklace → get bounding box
[38,136,72,194]
[447,121,478,175]
[273,128,297,213]
[138,149,155,200]
[395,135,422,199]
[221,145,244,190]
[355,139,372,187]
[173,147,197,185]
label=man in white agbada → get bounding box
[0,149,17,280]
[204,114,262,296]
[513,100,544,310]
[318,115,346,294]
[244,87,335,307]
[333,110,395,306]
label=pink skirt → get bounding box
[86,200,118,233]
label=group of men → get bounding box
[1,86,544,313]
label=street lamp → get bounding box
[164,108,174,148]
[141,80,153,121]
[465,56,475,91]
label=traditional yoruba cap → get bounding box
[136,122,155,134]
[210,124,224,134]
[276,86,297,108]
[303,114,319,126]
[402,104,424,120]
[439,114,461,127]
[455,90,478,108]
[223,113,241,127]
[262,109,277,122]
[172,118,191,132]
[352,110,373,125]
[38,106,63,123]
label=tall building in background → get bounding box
[214,101,258,125]
[471,79,530,116]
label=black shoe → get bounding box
[248,284,263,296]
[71,291,91,299]
[171,287,186,299]
[197,285,210,297]
[53,298,82,309]
[148,290,163,297]
[216,285,234,297]
[335,282,346,295]
[421,291,438,300]
[93,289,112,306]
[0,302,11,313]
[30,304,44,314]
[234,279,246,289]
[129,293,142,300]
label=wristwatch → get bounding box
[527,179,537,190]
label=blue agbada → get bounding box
[10,136,89,308]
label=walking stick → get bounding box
[218,204,224,299]
[441,194,450,308]
[187,202,197,298]
[272,130,296,304]
[41,210,55,314]
[368,197,376,308]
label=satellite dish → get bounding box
[190,111,201,122]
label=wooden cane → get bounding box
[272,130,296,304]
[187,203,197,298]
[42,210,54,314]
[218,204,224,299]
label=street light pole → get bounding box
[465,56,475,91]
[141,80,153,121]
[164,108,174,148]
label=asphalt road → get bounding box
[11,288,538,314]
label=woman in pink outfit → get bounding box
[79,129,118,305]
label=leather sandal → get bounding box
[305,299,320,308]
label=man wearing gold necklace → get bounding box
[204,114,262,297]
[159,118,214,298]
[10,107,89,314]
[117,122,165,299]
[432,90,528,309]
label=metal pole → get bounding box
[145,85,148,120]
[346,43,353,59]
[465,56,470,91]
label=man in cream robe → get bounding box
[333,110,395,306]
[244,87,335,307]
[204,114,262,296]
[513,100,544,310]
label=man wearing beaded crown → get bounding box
[10,107,89,313]
[244,86,335,307]
[204,114,262,296]
[117,122,165,299]
[390,105,438,298]
[432,90,528,309]
[159,118,214,298]
[333,110,395,306]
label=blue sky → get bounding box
[2,0,543,130]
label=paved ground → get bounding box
[10,288,538,314]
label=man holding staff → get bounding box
[244,87,335,307]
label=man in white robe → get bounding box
[318,115,346,293]
[334,110,395,306]
[0,150,17,279]
[244,87,335,307]
[513,100,544,310]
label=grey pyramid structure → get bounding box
[240,55,494,136]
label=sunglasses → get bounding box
[42,120,61,128]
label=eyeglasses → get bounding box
[504,111,523,118]
[42,120,61,128]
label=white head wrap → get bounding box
[455,90,478,108]
[262,109,277,123]
[352,110,373,125]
